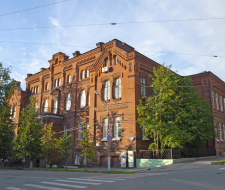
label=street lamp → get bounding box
[94,90,110,171]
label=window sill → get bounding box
[113,98,122,102]
[112,137,121,141]
[101,138,107,141]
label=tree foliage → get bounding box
[137,65,214,149]
[41,123,58,168]
[57,133,72,170]
[0,63,16,167]
[78,126,96,171]
[13,96,43,168]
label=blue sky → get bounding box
[0,0,225,90]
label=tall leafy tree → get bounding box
[41,123,58,169]
[0,63,16,167]
[57,133,72,170]
[137,64,214,150]
[13,96,43,168]
[78,126,96,171]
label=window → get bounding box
[215,123,218,141]
[58,78,61,86]
[142,127,149,140]
[219,124,222,141]
[44,99,48,112]
[53,98,58,114]
[86,70,89,78]
[216,93,219,110]
[115,78,121,98]
[81,70,85,79]
[80,90,86,108]
[32,87,35,94]
[114,55,117,65]
[224,125,225,141]
[224,98,225,111]
[46,82,49,91]
[55,79,58,88]
[13,106,16,118]
[114,117,121,139]
[10,107,13,118]
[64,124,68,136]
[221,96,223,111]
[35,102,38,111]
[88,89,90,106]
[141,77,146,97]
[55,58,58,65]
[36,86,39,93]
[212,91,214,108]
[65,93,71,111]
[34,87,37,94]
[105,58,108,67]
[102,118,108,139]
[104,80,110,100]
[78,122,84,139]
[68,75,71,84]
[110,56,112,66]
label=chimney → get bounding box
[73,51,81,58]
[96,42,104,51]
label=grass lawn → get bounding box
[211,160,225,165]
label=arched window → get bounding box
[44,99,48,112]
[53,97,58,114]
[103,80,110,100]
[114,55,118,65]
[65,93,71,111]
[58,78,61,86]
[68,75,71,84]
[55,79,58,88]
[141,77,146,97]
[80,90,86,108]
[46,82,49,91]
[114,78,121,98]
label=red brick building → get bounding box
[8,39,225,167]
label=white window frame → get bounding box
[113,117,121,140]
[216,93,219,110]
[115,78,122,99]
[46,82,49,91]
[35,102,38,111]
[66,93,71,111]
[88,89,90,106]
[80,90,86,108]
[10,107,13,118]
[141,77,146,97]
[58,78,61,86]
[36,86,39,93]
[68,75,71,83]
[215,123,219,141]
[78,122,84,140]
[86,70,89,78]
[101,118,108,141]
[53,98,58,114]
[64,124,69,136]
[81,70,85,79]
[219,123,223,141]
[55,79,58,88]
[44,99,48,113]
[104,80,110,100]
[220,96,223,111]
[114,55,117,65]
[13,106,16,118]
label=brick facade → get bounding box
[9,39,225,167]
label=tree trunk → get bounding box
[2,159,4,169]
[30,160,33,169]
[85,159,87,171]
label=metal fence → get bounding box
[138,148,216,159]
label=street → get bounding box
[1,157,225,190]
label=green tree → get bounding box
[57,133,72,170]
[13,96,43,168]
[0,63,16,168]
[78,126,96,171]
[41,123,58,169]
[137,64,214,150]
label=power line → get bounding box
[0,0,70,17]
[1,17,225,30]
[0,40,224,58]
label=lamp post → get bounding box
[95,90,110,171]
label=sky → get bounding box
[0,0,225,90]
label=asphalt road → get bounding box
[1,157,225,190]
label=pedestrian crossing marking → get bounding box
[24,184,70,190]
[56,179,101,185]
[68,178,115,183]
[41,181,87,188]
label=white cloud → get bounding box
[49,17,61,27]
